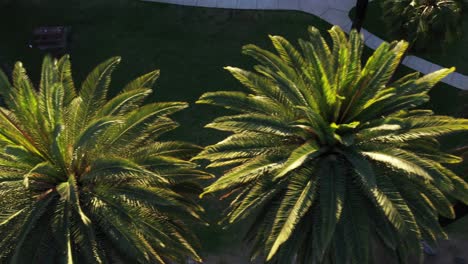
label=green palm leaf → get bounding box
[196,25,468,263]
[0,56,205,263]
[274,140,319,179]
[267,169,317,260]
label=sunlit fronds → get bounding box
[0,55,204,263]
[196,25,468,263]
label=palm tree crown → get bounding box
[0,56,211,263]
[196,26,468,263]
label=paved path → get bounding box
[144,0,467,90]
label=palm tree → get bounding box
[195,26,468,263]
[382,0,463,51]
[0,55,211,263]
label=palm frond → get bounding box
[74,57,120,133]
[197,24,468,263]
[267,170,317,260]
[0,56,204,263]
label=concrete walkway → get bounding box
[144,0,467,90]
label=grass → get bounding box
[444,215,468,239]
[445,215,468,238]
[0,0,466,256]
[0,0,335,148]
[349,0,468,75]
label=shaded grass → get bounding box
[0,0,331,148]
[445,214,468,238]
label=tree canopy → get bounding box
[196,25,468,263]
[0,56,211,263]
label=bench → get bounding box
[32,26,70,55]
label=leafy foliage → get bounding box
[0,56,211,263]
[381,0,463,51]
[196,26,468,263]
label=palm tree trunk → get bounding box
[351,0,368,32]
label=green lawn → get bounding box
[0,0,334,148]
[0,0,466,256]
[445,215,468,238]
[349,0,468,75]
